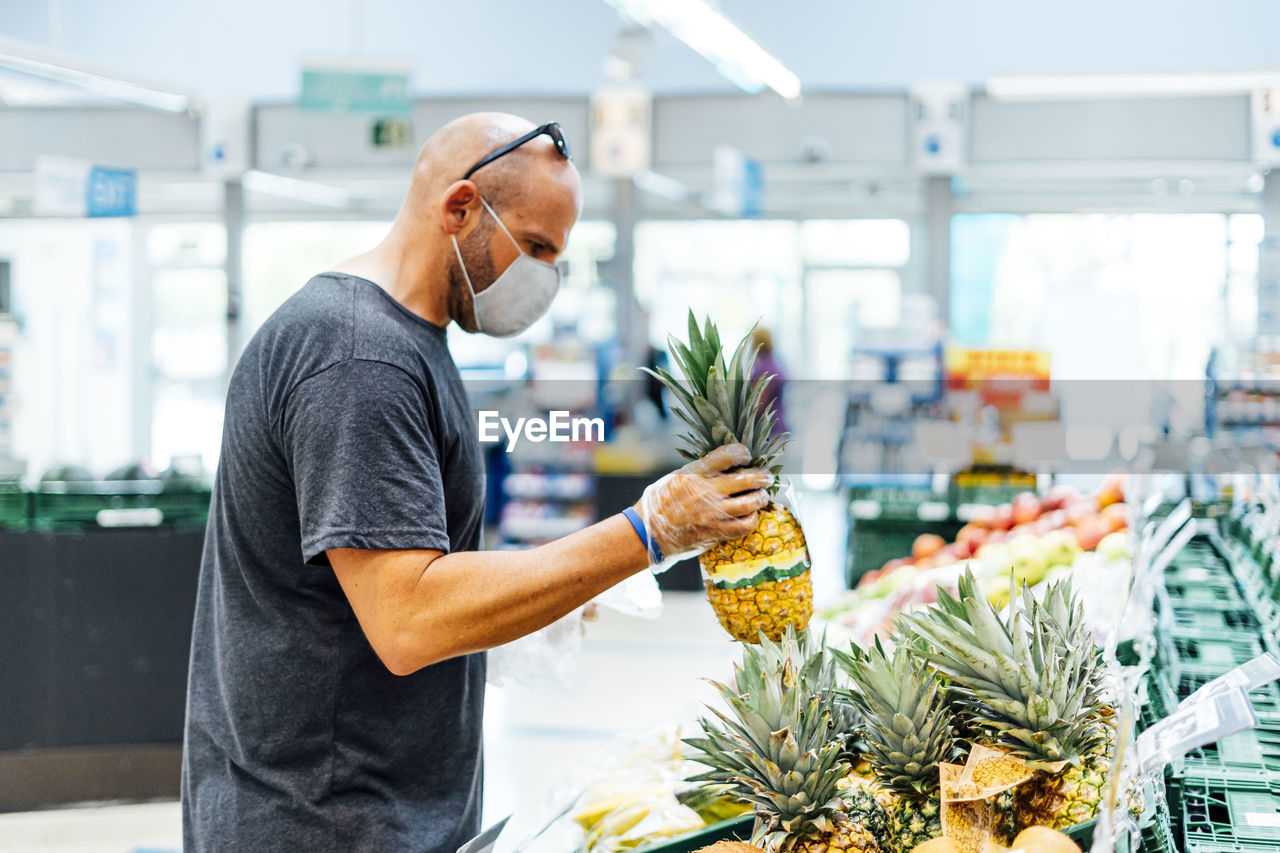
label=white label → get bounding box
[917,501,951,521]
[96,508,164,528]
[1136,689,1258,776]
[1246,812,1280,828]
[850,500,882,520]
[1148,522,1197,580]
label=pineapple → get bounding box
[835,641,956,853]
[644,312,811,643]
[897,572,1108,833]
[685,637,882,853]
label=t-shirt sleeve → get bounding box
[281,358,452,566]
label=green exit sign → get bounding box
[300,61,412,116]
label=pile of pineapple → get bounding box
[683,572,1120,853]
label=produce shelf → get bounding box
[1180,779,1280,848]
[633,815,752,853]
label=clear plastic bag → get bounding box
[637,443,772,570]
[486,570,665,690]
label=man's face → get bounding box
[447,166,581,334]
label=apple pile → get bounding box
[860,474,1128,587]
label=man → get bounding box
[182,112,769,852]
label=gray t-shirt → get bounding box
[182,273,486,853]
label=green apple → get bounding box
[1040,529,1082,568]
[1096,531,1132,561]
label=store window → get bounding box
[635,218,912,379]
[147,223,228,474]
[951,213,1233,380]
[1225,213,1264,341]
[242,220,392,339]
[0,219,136,480]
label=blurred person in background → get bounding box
[751,327,788,438]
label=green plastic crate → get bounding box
[845,516,964,587]
[1174,729,1280,784]
[847,484,949,521]
[1162,603,1263,635]
[1157,633,1265,682]
[635,815,752,853]
[1180,779,1280,848]
[0,483,27,530]
[29,481,211,530]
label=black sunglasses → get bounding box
[462,122,572,180]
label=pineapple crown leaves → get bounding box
[831,638,957,799]
[895,570,1105,769]
[683,632,851,829]
[640,310,789,479]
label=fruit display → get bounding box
[682,578,1120,853]
[822,478,1132,643]
[569,728,751,853]
[644,312,812,643]
[833,641,958,853]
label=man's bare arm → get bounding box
[329,444,769,675]
[329,514,649,674]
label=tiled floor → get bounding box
[0,491,848,853]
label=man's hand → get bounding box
[636,443,771,561]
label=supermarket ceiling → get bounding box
[0,0,1278,103]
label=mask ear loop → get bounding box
[479,196,524,254]
[450,234,484,333]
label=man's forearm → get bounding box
[338,513,650,674]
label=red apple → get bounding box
[950,539,976,559]
[912,533,947,562]
[1041,484,1080,512]
[1100,502,1128,532]
[990,504,1015,531]
[1040,509,1067,530]
[1011,492,1042,526]
[1032,516,1058,536]
[1074,517,1107,551]
[984,529,1009,545]
[1064,499,1100,526]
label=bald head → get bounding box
[406,112,579,214]
[371,112,581,332]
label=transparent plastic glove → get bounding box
[636,443,770,568]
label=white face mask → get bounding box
[451,197,561,338]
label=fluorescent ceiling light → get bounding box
[987,70,1280,101]
[0,35,193,112]
[633,169,691,202]
[243,170,350,209]
[602,0,800,100]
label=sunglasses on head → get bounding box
[462,122,572,181]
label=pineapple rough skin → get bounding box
[702,504,813,643]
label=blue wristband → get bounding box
[622,507,664,562]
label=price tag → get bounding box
[1148,522,1198,581]
[1135,688,1257,777]
[850,500,882,520]
[1144,499,1192,560]
[96,508,163,527]
[1180,653,1280,708]
[917,501,951,521]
